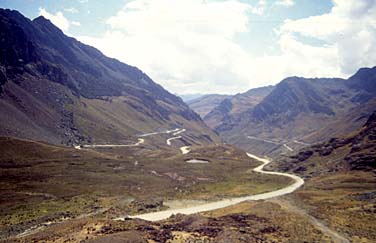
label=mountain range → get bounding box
[203,86,274,130]
[0,9,218,147]
[189,67,376,156]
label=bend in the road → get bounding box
[166,136,182,146]
[180,146,191,154]
[121,152,304,221]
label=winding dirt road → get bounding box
[165,128,191,154]
[166,136,182,145]
[180,146,191,154]
[81,138,145,148]
[77,128,191,154]
[247,136,294,152]
[122,152,304,221]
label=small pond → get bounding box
[186,159,209,164]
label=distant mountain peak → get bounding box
[0,8,23,18]
[250,77,335,123]
[32,15,50,23]
[347,66,376,94]
[352,66,376,76]
[32,15,65,36]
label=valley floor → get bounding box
[1,126,375,242]
[0,132,292,241]
[10,170,374,243]
[117,153,303,221]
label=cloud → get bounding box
[77,0,376,94]
[71,21,81,26]
[79,0,255,94]
[251,0,267,15]
[278,0,376,76]
[39,8,81,32]
[64,7,79,14]
[39,8,70,32]
[250,34,339,84]
[275,0,294,7]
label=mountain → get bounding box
[178,93,206,102]
[0,9,219,146]
[215,68,376,156]
[187,94,231,118]
[346,66,376,102]
[203,86,274,129]
[251,77,336,122]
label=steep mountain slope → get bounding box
[272,110,376,175]
[0,9,219,146]
[218,69,376,156]
[187,94,230,118]
[203,86,274,129]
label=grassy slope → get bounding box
[289,172,376,242]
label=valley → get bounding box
[0,5,375,243]
[8,111,373,243]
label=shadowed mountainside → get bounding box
[0,9,218,146]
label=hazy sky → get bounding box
[1,0,376,94]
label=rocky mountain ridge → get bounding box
[0,9,218,146]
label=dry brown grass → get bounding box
[0,137,292,240]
